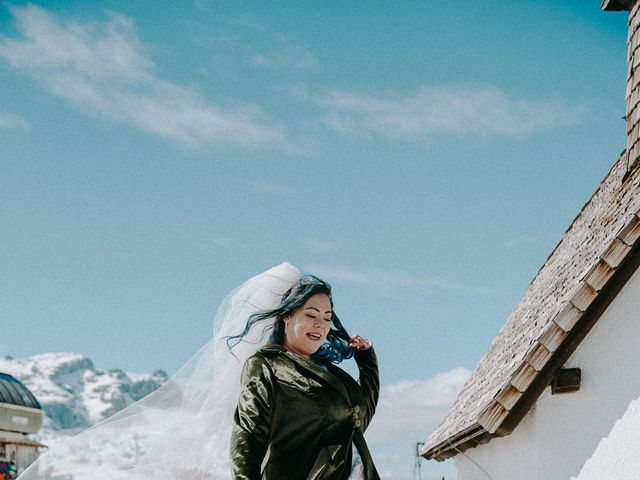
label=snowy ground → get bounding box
[1,353,464,479]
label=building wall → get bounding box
[455,264,640,480]
[0,442,39,476]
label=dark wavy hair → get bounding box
[225,273,354,364]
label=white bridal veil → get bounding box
[20,262,301,480]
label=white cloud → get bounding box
[309,264,493,297]
[322,85,581,141]
[202,17,319,74]
[248,41,319,71]
[310,265,404,293]
[0,5,286,149]
[369,368,472,443]
[191,238,238,256]
[0,112,30,129]
[367,368,471,480]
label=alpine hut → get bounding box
[423,2,640,479]
[0,372,44,477]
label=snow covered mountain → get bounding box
[0,353,167,437]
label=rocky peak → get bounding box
[0,353,167,436]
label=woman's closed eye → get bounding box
[306,313,331,323]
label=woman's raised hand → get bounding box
[348,335,372,350]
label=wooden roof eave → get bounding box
[0,436,46,449]
[424,209,640,461]
[487,234,640,436]
[601,0,631,11]
[422,424,490,461]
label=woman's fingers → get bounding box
[348,335,372,350]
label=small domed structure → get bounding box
[0,372,45,477]
[0,373,41,407]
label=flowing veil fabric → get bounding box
[20,262,301,480]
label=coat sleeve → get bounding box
[229,354,276,480]
[354,346,379,432]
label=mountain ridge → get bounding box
[0,352,167,438]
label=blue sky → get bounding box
[0,1,630,478]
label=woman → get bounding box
[228,274,380,480]
[17,262,378,480]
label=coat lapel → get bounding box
[285,352,352,404]
[260,343,351,404]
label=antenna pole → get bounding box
[413,442,425,480]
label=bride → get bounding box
[20,263,380,480]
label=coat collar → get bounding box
[259,342,351,404]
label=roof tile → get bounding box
[424,152,640,456]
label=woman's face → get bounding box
[283,293,332,358]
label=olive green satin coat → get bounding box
[229,343,380,480]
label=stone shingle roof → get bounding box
[423,151,640,460]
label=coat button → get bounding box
[353,405,360,413]
[354,419,361,428]
[308,389,317,397]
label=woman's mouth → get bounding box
[306,332,322,341]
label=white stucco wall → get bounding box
[455,264,640,480]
